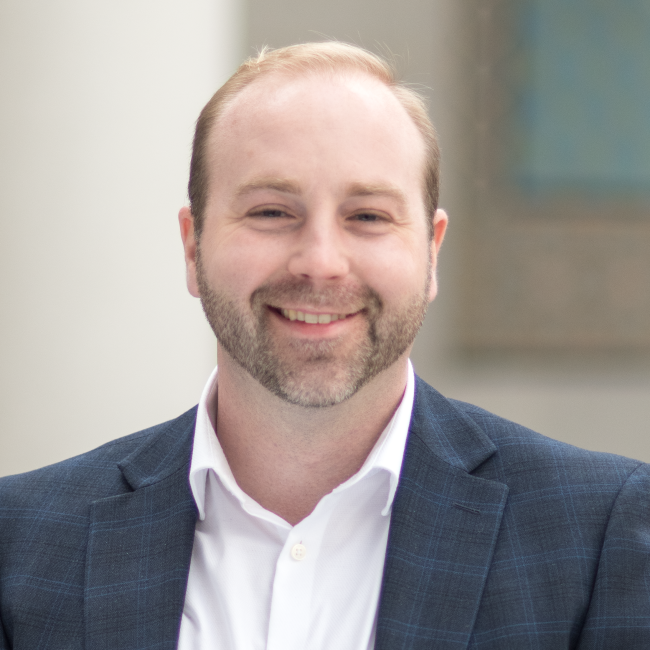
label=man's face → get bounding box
[181,71,447,407]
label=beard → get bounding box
[196,253,431,408]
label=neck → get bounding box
[212,348,410,525]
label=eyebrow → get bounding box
[235,177,302,198]
[344,182,408,207]
[234,177,409,207]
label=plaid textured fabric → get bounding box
[1,379,649,649]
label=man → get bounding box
[1,42,649,650]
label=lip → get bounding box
[268,305,360,333]
[279,307,352,324]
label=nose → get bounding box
[286,216,350,282]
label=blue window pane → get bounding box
[515,0,650,194]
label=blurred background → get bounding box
[1,0,649,477]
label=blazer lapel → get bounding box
[84,409,198,650]
[376,380,509,650]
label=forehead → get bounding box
[206,71,427,199]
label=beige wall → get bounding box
[0,0,243,477]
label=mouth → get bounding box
[276,308,354,325]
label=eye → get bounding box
[352,212,382,222]
[251,208,289,219]
[246,205,297,231]
[345,209,393,236]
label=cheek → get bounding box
[200,231,287,297]
[355,242,429,302]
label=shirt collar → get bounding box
[189,361,415,522]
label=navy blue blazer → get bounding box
[1,377,650,648]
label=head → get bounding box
[180,42,447,408]
[188,41,441,242]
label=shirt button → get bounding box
[291,543,307,561]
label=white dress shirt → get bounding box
[178,361,415,650]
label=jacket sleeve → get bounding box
[0,582,8,650]
[577,462,650,648]
[0,617,8,650]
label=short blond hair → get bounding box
[188,41,440,239]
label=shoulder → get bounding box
[449,399,650,525]
[413,376,647,491]
[452,396,644,476]
[0,406,198,512]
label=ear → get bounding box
[179,206,200,298]
[427,209,448,302]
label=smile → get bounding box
[280,308,349,324]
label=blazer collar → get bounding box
[409,376,497,472]
[118,406,198,490]
[376,377,509,650]
[84,408,198,650]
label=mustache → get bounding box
[250,277,383,314]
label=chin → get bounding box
[256,359,369,408]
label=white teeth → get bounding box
[280,309,347,323]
